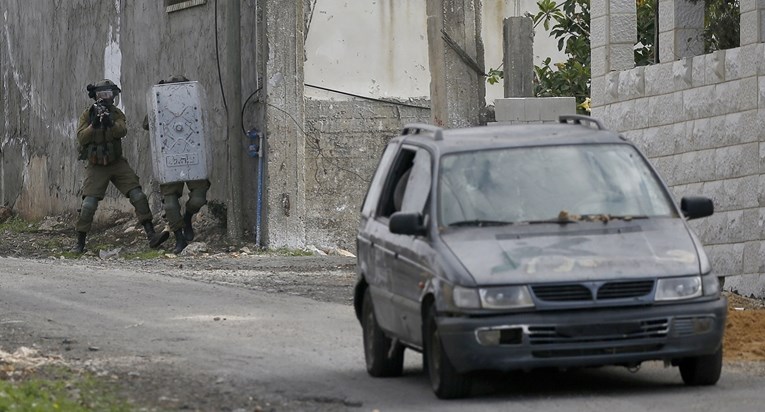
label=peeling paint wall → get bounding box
[303,0,565,103]
[0,1,258,225]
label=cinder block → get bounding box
[609,14,637,44]
[631,97,651,129]
[672,58,693,90]
[494,98,526,122]
[590,16,608,49]
[703,243,744,275]
[610,0,636,14]
[682,85,715,120]
[591,0,607,18]
[618,66,645,99]
[606,72,620,101]
[644,62,674,96]
[740,11,761,46]
[649,91,684,126]
[610,44,636,71]
[657,0,674,31]
[525,99,542,121]
[725,272,765,296]
[743,241,761,275]
[591,46,608,78]
[591,76,606,106]
[715,143,759,180]
[740,0,758,14]
[704,51,726,85]
[674,2,704,29]
[658,31,675,63]
[540,97,576,121]
[692,54,706,87]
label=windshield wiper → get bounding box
[448,219,514,227]
[580,214,650,222]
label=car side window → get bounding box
[361,143,399,217]
[376,147,431,218]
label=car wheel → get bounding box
[362,288,404,377]
[424,305,471,399]
[678,346,723,386]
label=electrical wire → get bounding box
[214,0,227,114]
[241,87,262,135]
[304,84,430,109]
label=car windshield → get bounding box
[438,144,676,226]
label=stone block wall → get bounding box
[303,99,430,251]
[591,44,765,297]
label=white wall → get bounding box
[304,0,566,103]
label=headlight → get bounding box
[655,276,702,301]
[479,286,534,309]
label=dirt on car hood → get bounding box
[441,218,701,285]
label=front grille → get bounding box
[532,344,663,358]
[532,284,592,301]
[528,318,669,345]
[597,280,654,299]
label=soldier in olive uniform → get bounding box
[72,79,169,253]
[143,75,211,255]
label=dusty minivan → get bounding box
[354,116,726,399]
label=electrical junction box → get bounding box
[146,81,210,184]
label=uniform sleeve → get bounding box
[105,107,128,141]
[76,108,96,146]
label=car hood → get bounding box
[441,219,700,285]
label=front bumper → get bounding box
[437,297,727,373]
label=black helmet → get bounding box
[86,79,121,100]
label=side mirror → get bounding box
[681,196,714,220]
[389,212,427,236]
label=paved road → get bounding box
[1,257,763,411]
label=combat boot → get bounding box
[173,229,188,255]
[143,221,170,249]
[71,231,87,254]
[183,211,195,241]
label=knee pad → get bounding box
[186,187,209,214]
[127,187,151,220]
[80,196,99,220]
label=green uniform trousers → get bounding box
[76,158,152,232]
[160,179,211,231]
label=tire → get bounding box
[362,289,404,377]
[424,305,471,399]
[678,346,723,386]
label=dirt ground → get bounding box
[1,207,765,410]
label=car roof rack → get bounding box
[559,115,605,130]
[402,123,443,141]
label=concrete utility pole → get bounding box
[226,0,244,241]
[503,17,534,97]
[426,0,486,128]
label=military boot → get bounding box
[143,221,170,249]
[71,231,87,254]
[173,229,188,255]
[183,211,195,241]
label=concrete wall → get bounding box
[304,99,430,250]
[303,0,566,104]
[591,1,765,296]
[1,0,258,226]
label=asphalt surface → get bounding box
[1,256,764,411]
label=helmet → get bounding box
[86,79,121,100]
[158,74,190,84]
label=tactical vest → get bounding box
[78,106,124,165]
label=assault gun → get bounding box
[90,99,112,128]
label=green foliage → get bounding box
[635,0,656,66]
[531,0,591,113]
[702,0,740,52]
[0,216,37,233]
[124,249,166,260]
[0,367,132,411]
[486,68,504,85]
